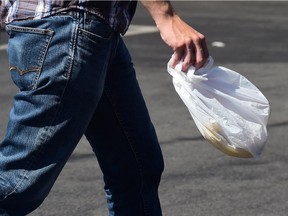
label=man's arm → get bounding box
[140,0,209,71]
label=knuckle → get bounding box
[193,34,206,44]
[198,33,206,40]
[192,36,201,44]
[185,37,193,44]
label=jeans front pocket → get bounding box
[6,25,54,91]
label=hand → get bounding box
[141,0,209,72]
[157,15,209,72]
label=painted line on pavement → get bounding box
[0,44,7,51]
[125,25,158,37]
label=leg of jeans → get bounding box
[0,12,117,215]
[85,37,164,216]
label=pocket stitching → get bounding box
[9,66,41,76]
[79,28,113,41]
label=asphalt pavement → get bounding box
[1,2,288,216]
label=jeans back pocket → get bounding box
[6,25,54,91]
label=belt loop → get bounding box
[75,10,80,19]
[83,11,87,29]
[77,10,85,29]
[84,11,87,21]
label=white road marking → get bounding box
[0,25,158,51]
[125,25,158,37]
[211,41,226,48]
[0,44,8,51]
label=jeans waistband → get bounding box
[53,9,107,20]
[52,9,108,27]
[53,9,84,19]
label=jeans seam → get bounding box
[32,31,54,90]
[103,87,150,216]
[64,20,79,79]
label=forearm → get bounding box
[140,0,176,27]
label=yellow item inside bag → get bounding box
[202,122,253,158]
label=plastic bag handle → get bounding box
[167,56,214,83]
[187,56,214,78]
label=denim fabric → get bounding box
[0,10,164,216]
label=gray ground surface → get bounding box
[1,2,288,216]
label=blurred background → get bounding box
[1,1,288,215]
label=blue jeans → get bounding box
[0,10,164,216]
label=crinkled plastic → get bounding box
[167,56,270,159]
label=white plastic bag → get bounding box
[167,56,270,159]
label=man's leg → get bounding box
[0,11,118,215]
[85,37,164,216]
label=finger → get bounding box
[194,47,205,69]
[182,44,195,72]
[171,48,184,68]
[201,36,210,59]
[195,35,209,69]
